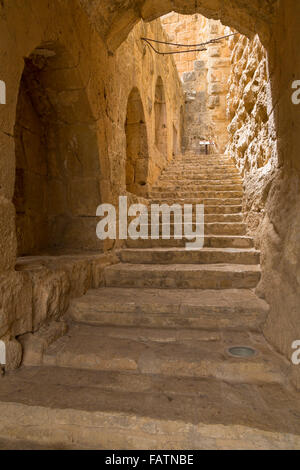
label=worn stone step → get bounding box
[0,366,299,449]
[118,248,259,265]
[152,184,243,192]
[150,198,243,206]
[159,176,242,183]
[162,171,240,178]
[150,191,244,199]
[138,222,246,236]
[148,213,244,223]
[204,213,243,222]
[169,163,237,168]
[39,325,285,385]
[168,165,237,172]
[126,235,254,249]
[67,287,268,330]
[199,205,242,214]
[175,161,235,167]
[148,205,243,215]
[104,263,261,289]
[175,155,231,160]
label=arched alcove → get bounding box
[13,43,102,256]
[125,87,149,197]
[172,124,178,157]
[179,105,185,153]
[155,76,168,160]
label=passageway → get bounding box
[0,0,300,450]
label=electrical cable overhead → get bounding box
[141,32,239,56]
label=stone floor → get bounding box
[0,366,300,449]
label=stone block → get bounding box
[194,60,205,71]
[182,71,196,83]
[209,83,222,95]
[209,46,221,57]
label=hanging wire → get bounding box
[141,32,239,56]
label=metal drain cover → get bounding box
[228,346,256,358]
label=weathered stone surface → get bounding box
[39,324,286,384]
[0,366,299,449]
[105,263,261,289]
[3,338,23,371]
[68,287,268,331]
[118,247,259,265]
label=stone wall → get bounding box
[0,0,184,368]
[161,13,231,153]
[160,13,209,75]
[226,33,278,234]
[226,15,300,390]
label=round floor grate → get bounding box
[228,346,257,358]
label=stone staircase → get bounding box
[1,153,300,450]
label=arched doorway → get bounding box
[125,87,149,197]
[155,76,168,161]
[13,44,102,255]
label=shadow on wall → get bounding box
[125,87,149,197]
[13,42,103,256]
[155,76,168,161]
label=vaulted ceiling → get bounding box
[78,0,278,50]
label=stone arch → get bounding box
[86,1,275,52]
[13,42,102,256]
[155,76,168,160]
[125,87,149,196]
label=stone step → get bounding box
[118,248,260,265]
[159,176,242,183]
[39,324,285,385]
[172,155,231,159]
[172,163,235,167]
[169,163,237,168]
[68,287,268,330]
[152,184,243,191]
[178,165,236,169]
[149,211,244,224]
[126,235,254,249]
[169,157,234,163]
[150,198,243,206]
[150,191,244,199]
[148,213,244,223]
[163,163,237,168]
[104,263,261,289]
[0,366,298,449]
[205,213,243,222]
[143,214,244,224]
[193,205,242,214]
[137,222,246,236]
[167,165,237,171]
[162,168,240,179]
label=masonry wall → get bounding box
[227,33,277,234]
[226,16,300,389]
[161,13,231,153]
[0,0,184,368]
